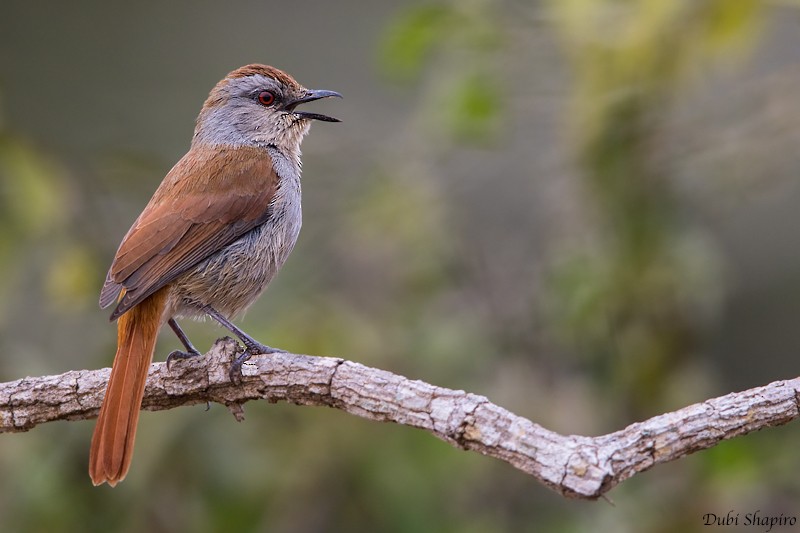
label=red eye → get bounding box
[257,90,276,106]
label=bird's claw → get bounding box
[166,348,202,371]
[228,341,286,384]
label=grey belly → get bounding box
[169,216,300,319]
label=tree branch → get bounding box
[1,338,798,499]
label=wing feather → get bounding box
[100,145,279,320]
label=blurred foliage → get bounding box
[0,137,64,235]
[379,4,456,83]
[379,1,504,144]
[554,0,762,140]
[0,121,101,373]
[0,131,66,330]
[544,0,762,416]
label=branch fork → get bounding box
[2,338,797,499]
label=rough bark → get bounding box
[1,338,797,499]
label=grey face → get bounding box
[193,74,340,152]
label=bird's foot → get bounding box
[166,347,203,372]
[228,341,286,384]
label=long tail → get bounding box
[89,288,168,486]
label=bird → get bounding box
[89,64,340,486]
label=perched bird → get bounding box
[90,64,340,486]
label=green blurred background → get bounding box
[1,1,799,531]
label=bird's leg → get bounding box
[166,318,203,371]
[200,305,285,383]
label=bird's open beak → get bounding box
[285,89,342,122]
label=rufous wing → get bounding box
[100,144,279,320]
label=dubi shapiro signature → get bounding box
[703,510,797,531]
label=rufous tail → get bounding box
[89,288,168,486]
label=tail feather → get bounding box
[89,288,167,486]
